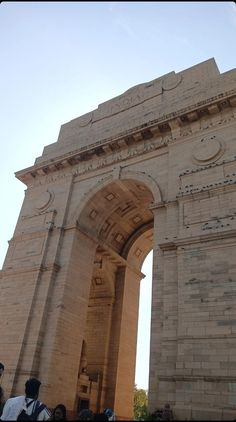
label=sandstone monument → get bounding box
[1,58,236,420]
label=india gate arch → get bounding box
[1,58,236,420]
[72,170,158,418]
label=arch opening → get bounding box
[135,250,153,391]
[75,178,154,419]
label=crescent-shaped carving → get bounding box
[78,112,93,127]
[162,74,182,91]
[35,190,54,210]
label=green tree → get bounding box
[133,384,148,420]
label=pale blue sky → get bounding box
[0,1,235,390]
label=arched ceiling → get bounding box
[77,178,154,265]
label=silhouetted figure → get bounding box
[103,408,115,421]
[0,386,5,418]
[0,364,4,388]
[50,404,67,421]
[162,403,173,421]
[1,377,51,420]
[76,408,94,421]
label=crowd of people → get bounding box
[0,362,174,421]
[76,408,115,421]
[0,362,116,421]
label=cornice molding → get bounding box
[15,91,236,185]
[159,228,236,250]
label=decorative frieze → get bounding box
[16,91,236,186]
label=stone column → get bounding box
[157,246,178,405]
[149,199,179,413]
[0,175,75,398]
[148,245,164,413]
[106,265,142,420]
[37,227,98,415]
[85,295,115,412]
[148,204,165,413]
[174,238,236,421]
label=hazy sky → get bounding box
[0,1,235,390]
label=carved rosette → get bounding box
[192,135,224,165]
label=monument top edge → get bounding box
[97,58,219,107]
[33,58,235,166]
[65,58,221,125]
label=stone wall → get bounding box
[1,58,236,419]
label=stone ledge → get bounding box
[159,374,236,382]
[15,91,236,185]
[159,228,236,250]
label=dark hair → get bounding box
[104,408,113,418]
[0,363,4,371]
[76,408,94,421]
[53,404,67,419]
[25,378,41,398]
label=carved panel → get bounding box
[132,215,142,224]
[21,214,46,231]
[105,193,116,201]
[134,248,143,258]
[100,219,116,240]
[89,209,98,220]
[12,237,45,260]
[183,191,236,226]
[115,202,137,217]
[179,165,224,196]
[114,233,124,244]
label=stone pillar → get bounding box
[0,175,75,398]
[85,295,114,412]
[149,203,178,413]
[37,227,98,415]
[174,238,236,421]
[157,246,178,407]
[148,205,165,413]
[148,245,164,413]
[106,266,142,420]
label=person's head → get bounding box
[0,363,4,378]
[76,408,94,421]
[104,408,115,421]
[25,378,41,399]
[53,404,67,421]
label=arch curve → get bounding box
[119,169,162,204]
[71,168,162,226]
